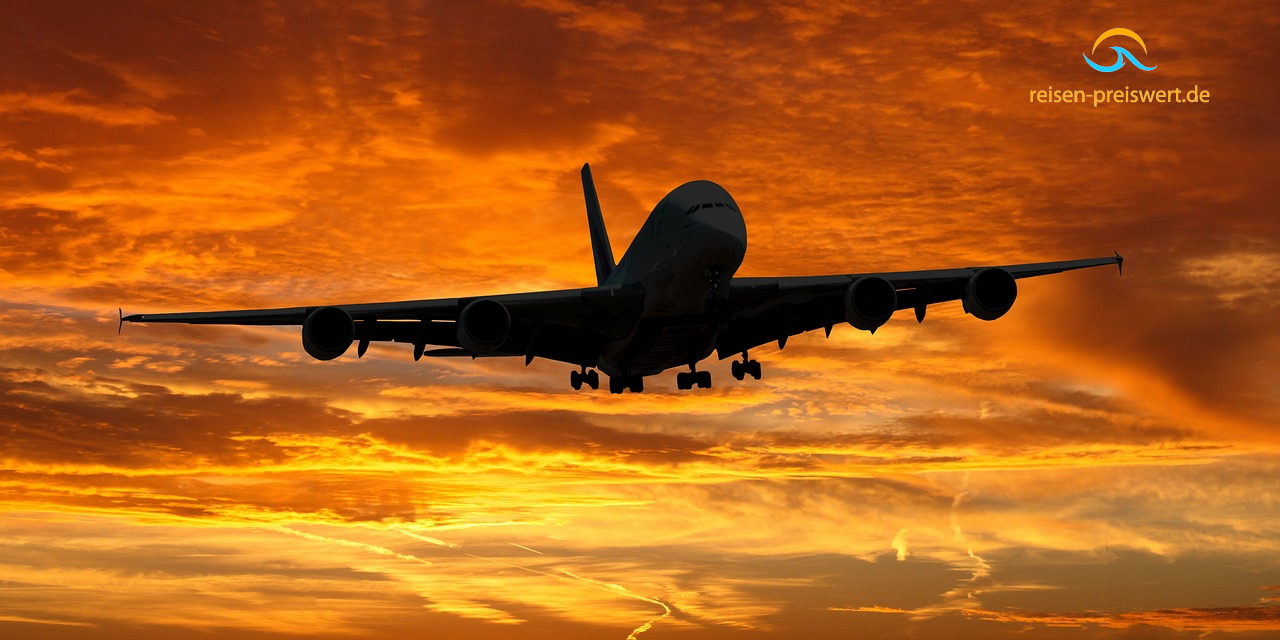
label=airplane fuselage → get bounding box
[598,180,747,377]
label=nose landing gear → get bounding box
[609,375,644,394]
[731,353,762,381]
[676,365,712,390]
[570,367,600,391]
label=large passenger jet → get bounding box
[123,164,1122,394]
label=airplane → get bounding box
[122,163,1123,394]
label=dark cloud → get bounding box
[983,548,1280,612]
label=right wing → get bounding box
[122,283,646,367]
[717,253,1122,358]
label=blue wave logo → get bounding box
[1084,28,1156,72]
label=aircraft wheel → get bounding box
[628,376,644,393]
[748,360,762,380]
[585,369,599,389]
[731,360,744,380]
[609,377,625,394]
[570,370,583,390]
[696,371,712,389]
[676,372,691,390]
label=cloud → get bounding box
[892,528,909,561]
[1,0,1278,638]
[0,91,172,126]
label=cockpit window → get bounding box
[687,202,738,215]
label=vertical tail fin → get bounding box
[581,163,615,286]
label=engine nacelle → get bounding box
[844,276,897,332]
[457,298,512,353]
[963,267,1018,321]
[301,306,354,360]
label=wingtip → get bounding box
[1114,250,1124,275]
[117,308,123,335]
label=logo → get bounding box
[1084,28,1156,72]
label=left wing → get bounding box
[716,253,1122,358]
[122,283,646,367]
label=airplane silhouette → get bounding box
[123,164,1122,394]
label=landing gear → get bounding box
[570,368,599,391]
[676,367,712,390]
[731,354,762,381]
[707,266,725,295]
[608,375,643,394]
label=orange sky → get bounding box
[1,1,1278,638]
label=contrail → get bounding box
[509,542,544,555]
[394,526,457,548]
[556,569,672,639]
[390,529,672,638]
[625,604,671,640]
[951,488,990,585]
[905,479,994,619]
[275,526,432,565]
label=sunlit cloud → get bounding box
[1,0,1277,638]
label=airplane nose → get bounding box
[698,205,746,248]
[688,204,747,264]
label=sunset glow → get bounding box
[2,2,1278,638]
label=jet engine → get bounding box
[302,306,355,360]
[457,298,512,353]
[844,276,897,332]
[963,267,1017,321]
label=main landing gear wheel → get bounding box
[731,356,762,381]
[570,368,600,391]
